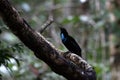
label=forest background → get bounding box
[0,0,120,80]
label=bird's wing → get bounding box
[69,36,81,51]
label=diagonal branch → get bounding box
[0,0,96,80]
[39,15,53,33]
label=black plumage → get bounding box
[60,27,82,57]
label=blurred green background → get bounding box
[0,0,120,80]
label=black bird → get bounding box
[60,27,82,57]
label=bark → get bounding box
[0,0,96,80]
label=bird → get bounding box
[60,27,82,57]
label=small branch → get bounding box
[39,15,53,34]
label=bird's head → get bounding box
[59,27,68,35]
[59,27,68,41]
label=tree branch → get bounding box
[0,0,96,80]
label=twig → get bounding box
[39,15,53,33]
